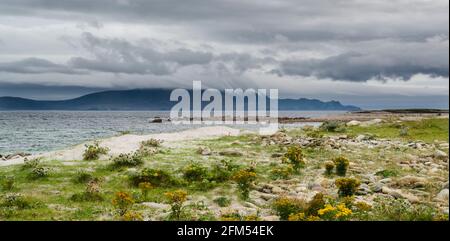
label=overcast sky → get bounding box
[0,0,448,109]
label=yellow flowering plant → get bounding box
[165,189,188,220]
[112,191,135,216]
[232,168,257,200]
[317,203,353,221]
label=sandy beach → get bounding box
[0,126,241,167]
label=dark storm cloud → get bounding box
[0,57,84,75]
[0,0,448,83]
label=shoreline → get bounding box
[0,126,242,167]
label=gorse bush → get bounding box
[138,182,152,201]
[333,156,350,176]
[335,178,361,197]
[165,189,187,220]
[112,191,135,216]
[141,138,162,148]
[182,162,208,182]
[272,196,307,220]
[324,161,335,176]
[110,153,144,169]
[129,168,174,187]
[232,168,257,200]
[305,193,326,216]
[320,121,345,132]
[270,164,294,180]
[317,203,353,221]
[82,142,109,161]
[282,146,305,171]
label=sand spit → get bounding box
[0,126,241,166]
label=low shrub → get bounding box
[282,146,305,171]
[369,197,447,221]
[182,162,208,182]
[272,196,307,220]
[22,157,41,169]
[110,153,144,169]
[335,178,361,197]
[72,170,95,184]
[209,160,239,182]
[317,203,353,221]
[324,161,335,176]
[320,121,345,132]
[29,166,50,179]
[305,193,326,216]
[0,193,36,209]
[232,168,257,200]
[112,191,135,216]
[129,168,174,187]
[82,142,109,161]
[270,164,294,179]
[165,189,188,220]
[70,180,103,202]
[141,139,162,148]
[333,156,350,176]
[213,196,231,207]
[138,182,153,201]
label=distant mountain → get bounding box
[0,89,360,111]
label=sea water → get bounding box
[0,111,345,154]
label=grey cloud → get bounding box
[68,33,269,76]
[0,57,84,75]
[67,33,214,75]
[0,0,447,44]
[0,0,448,86]
[276,39,449,81]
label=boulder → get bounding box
[346,120,362,126]
[436,189,449,202]
[197,147,211,156]
[382,186,420,203]
[394,176,427,188]
[434,150,448,160]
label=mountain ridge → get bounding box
[0,89,361,111]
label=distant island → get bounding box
[0,89,361,111]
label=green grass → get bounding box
[339,118,448,143]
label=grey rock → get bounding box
[436,189,449,201]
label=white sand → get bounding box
[0,126,241,167]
